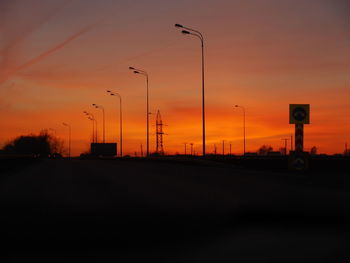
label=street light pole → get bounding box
[92,104,105,143]
[84,111,96,143]
[107,90,123,157]
[222,140,225,155]
[282,138,289,156]
[88,117,95,143]
[234,105,246,156]
[62,122,71,158]
[175,23,206,156]
[129,66,150,157]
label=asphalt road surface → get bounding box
[1,159,349,262]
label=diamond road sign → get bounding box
[289,104,310,124]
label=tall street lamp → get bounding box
[92,104,105,143]
[282,138,289,156]
[62,122,71,158]
[87,116,95,143]
[222,140,225,155]
[234,105,246,156]
[175,23,206,156]
[107,90,123,157]
[84,111,96,143]
[129,66,150,157]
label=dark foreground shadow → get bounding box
[1,158,350,262]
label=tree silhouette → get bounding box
[1,129,64,156]
[310,146,318,155]
[258,145,273,155]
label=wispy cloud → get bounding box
[0,24,96,84]
[0,0,71,56]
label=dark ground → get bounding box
[1,158,350,262]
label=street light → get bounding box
[175,23,206,156]
[83,111,96,143]
[87,116,95,143]
[107,90,123,157]
[129,66,150,157]
[92,104,105,143]
[282,138,289,156]
[84,111,97,143]
[234,105,246,156]
[222,140,225,155]
[62,122,71,158]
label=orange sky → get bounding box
[1,0,349,156]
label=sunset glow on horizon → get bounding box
[1,0,349,156]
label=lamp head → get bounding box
[175,23,183,28]
[182,30,190,35]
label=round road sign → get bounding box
[292,107,307,122]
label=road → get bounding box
[1,158,349,262]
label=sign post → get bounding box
[289,104,310,171]
[295,124,304,152]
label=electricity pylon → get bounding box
[156,110,164,155]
